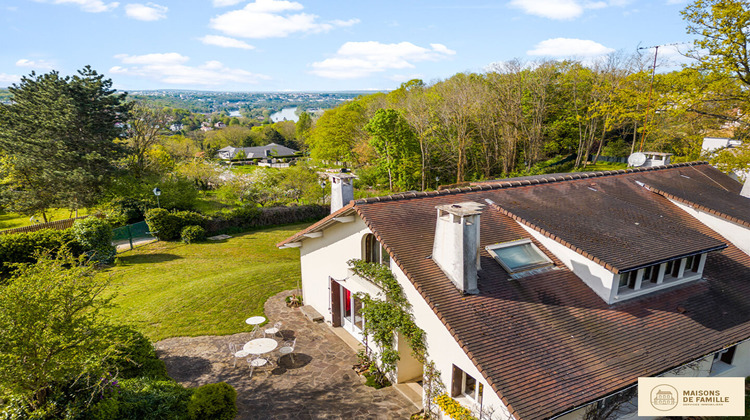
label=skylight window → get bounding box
[486,239,554,278]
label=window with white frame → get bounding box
[486,239,554,278]
[617,253,707,295]
[451,365,483,401]
[363,234,390,267]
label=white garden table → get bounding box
[245,316,266,326]
[243,338,278,355]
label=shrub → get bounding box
[105,325,168,380]
[72,217,116,264]
[0,228,83,278]
[181,225,206,244]
[187,382,237,420]
[145,209,205,241]
[89,377,193,420]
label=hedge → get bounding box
[144,209,206,241]
[204,204,328,235]
[187,382,237,420]
[0,228,84,278]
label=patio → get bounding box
[155,290,417,419]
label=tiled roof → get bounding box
[279,163,750,420]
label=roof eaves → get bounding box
[275,203,355,247]
[644,183,750,229]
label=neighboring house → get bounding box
[169,123,183,132]
[702,137,743,153]
[216,143,298,160]
[278,162,750,420]
[214,121,226,129]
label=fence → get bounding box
[0,216,88,235]
[112,221,156,251]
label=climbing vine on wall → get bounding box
[347,259,426,371]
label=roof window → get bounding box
[486,239,554,278]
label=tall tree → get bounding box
[124,101,170,179]
[365,109,420,191]
[0,67,128,220]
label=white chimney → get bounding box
[741,177,750,199]
[329,172,355,214]
[432,201,484,294]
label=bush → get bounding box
[0,229,83,278]
[181,225,206,244]
[145,209,206,241]
[89,377,193,420]
[105,326,168,380]
[99,197,148,227]
[187,382,237,420]
[72,217,116,264]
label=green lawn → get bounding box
[0,208,90,230]
[104,223,307,341]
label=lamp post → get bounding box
[153,187,162,208]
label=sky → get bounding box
[1,0,697,92]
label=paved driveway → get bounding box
[155,290,416,420]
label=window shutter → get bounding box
[451,365,463,398]
[330,278,342,327]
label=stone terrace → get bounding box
[155,290,416,420]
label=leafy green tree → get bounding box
[683,0,750,87]
[295,112,313,151]
[307,102,366,163]
[0,254,115,411]
[365,109,420,191]
[0,67,129,221]
[124,102,171,179]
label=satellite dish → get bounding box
[628,152,647,167]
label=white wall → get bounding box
[668,199,750,257]
[298,217,371,324]
[517,223,619,304]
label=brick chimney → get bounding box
[432,201,483,294]
[329,172,356,214]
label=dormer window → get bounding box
[616,253,708,298]
[486,239,554,278]
[364,234,390,267]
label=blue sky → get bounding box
[1,0,696,92]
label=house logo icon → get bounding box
[650,384,678,411]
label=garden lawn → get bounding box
[104,223,308,341]
[0,208,89,230]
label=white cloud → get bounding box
[0,73,21,86]
[125,3,167,21]
[527,38,614,57]
[110,52,270,86]
[209,0,358,38]
[36,0,119,13]
[15,59,54,69]
[311,41,456,79]
[509,0,630,20]
[213,0,244,6]
[199,35,255,50]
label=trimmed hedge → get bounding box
[0,228,84,278]
[187,382,237,420]
[145,209,206,241]
[205,204,328,235]
[89,377,193,420]
[105,326,168,380]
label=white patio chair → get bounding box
[248,324,259,339]
[229,342,249,368]
[278,337,297,364]
[247,355,269,378]
[264,321,282,338]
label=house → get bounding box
[214,121,226,129]
[215,143,298,160]
[702,137,743,153]
[278,162,750,420]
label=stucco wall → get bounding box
[669,199,750,257]
[517,222,619,303]
[298,217,371,324]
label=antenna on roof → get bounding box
[628,152,647,167]
[636,43,681,152]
